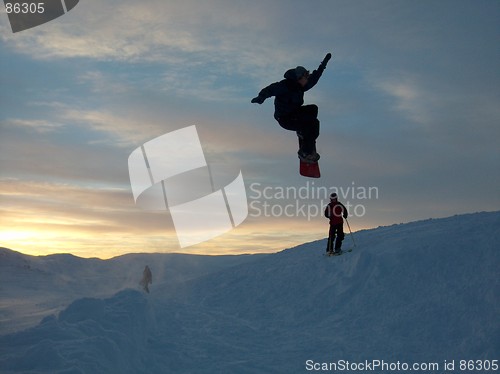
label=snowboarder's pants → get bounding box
[276,105,320,154]
[328,223,344,251]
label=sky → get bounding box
[1,0,499,258]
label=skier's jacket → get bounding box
[324,199,348,225]
[255,62,326,121]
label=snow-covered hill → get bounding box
[1,212,499,373]
[0,248,263,334]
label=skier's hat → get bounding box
[330,193,338,200]
[295,66,309,79]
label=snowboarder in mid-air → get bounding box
[324,193,348,255]
[251,52,332,164]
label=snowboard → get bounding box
[300,159,321,178]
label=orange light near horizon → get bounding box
[0,216,372,259]
[0,231,35,242]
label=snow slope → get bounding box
[0,211,499,373]
[0,249,263,334]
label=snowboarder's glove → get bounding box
[251,96,265,104]
[319,53,332,70]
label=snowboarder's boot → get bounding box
[298,149,320,163]
[297,132,320,164]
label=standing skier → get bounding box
[251,53,332,163]
[324,193,348,255]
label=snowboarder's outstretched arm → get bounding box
[251,53,331,102]
[251,81,288,104]
[303,53,332,91]
[320,53,332,70]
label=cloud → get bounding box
[58,107,149,146]
[0,178,180,255]
[1,0,328,113]
[1,1,287,68]
[4,118,66,133]
[77,71,131,95]
[373,77,430,126]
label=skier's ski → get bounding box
[323,248,353,257]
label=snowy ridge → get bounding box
[0,211,499,373]
[0,249,262,335]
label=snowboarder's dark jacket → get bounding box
[255,63,326,121]
[325,200,348,226]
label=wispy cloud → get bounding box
[1,1,290,71]
[373,76,431,126]
[4,118,66,133]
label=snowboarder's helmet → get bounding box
[295,66,309,80]
[330,193,338,200]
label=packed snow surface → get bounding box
[0,212,499,373]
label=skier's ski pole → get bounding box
[346,218,356,248]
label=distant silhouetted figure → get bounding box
[140,265,152,293]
